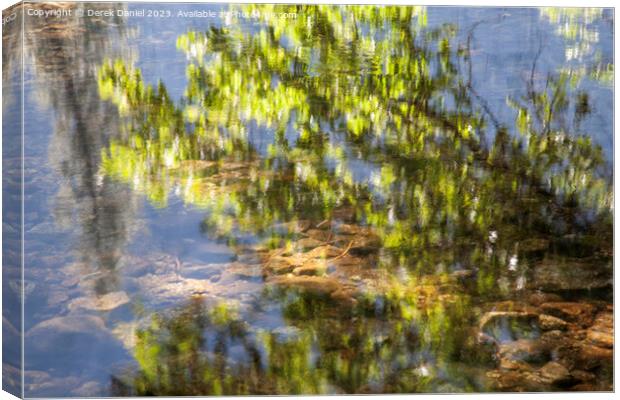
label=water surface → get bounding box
[2,3,614,396]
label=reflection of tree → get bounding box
[93,5,613,395]
[112,298,263,395]
[24,3,136,294]
[111,280,481,395]
[508,69,611,214]
[98,5,611,296]
[540,8,613,85]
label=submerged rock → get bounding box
[226,262,263,280]
[349,235,382,255]
[527,292,563,306]
[267,275,358,308]
[498,339,550,364]
[26,315,128,371]
[479,311,540,343]
[304,228,332,242]
[293,260,327,276]
[586,312,613,348]
[333,224,381,255]
[68,291,129,312]
[486,369,548,392]
[530,258,611,292]
[499,358,533,372]
[538,361,572,386]
[296,237,325,251]
[538,314,568,331]
[264,257,298,275]
[539,302,595,327]
[488,301,539,314]
[330,287,358,307]
[586,330,613,349]
[269,275,342,295]
[270,220,312,234]
[304,245,342,259]
[575,343,613,371]
[570,369,596,384]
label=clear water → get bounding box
[2,3,613,396]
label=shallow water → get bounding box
[2,3,613,396]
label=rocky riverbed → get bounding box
[20,207,613,396]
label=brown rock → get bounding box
[336,223,362,235]
[540,329,565,342]
[304,245,342,259]
[490,301,539,314]
[528,292,563,306]
[296,237,325,251]
[576,343,612,370]
[539,329,573,354]
[334,225,381,254]
[571,369,596,383]
[305,229,332,242]
[350,235,382,254]
[539,302,595,326]
[585,312,613,348]
[522,371,554,391]
[586,330,613,349]
[487,369,548,391]
[538,361,572,385]
[486,370,524,390]
[498,339,550,364]
[269,275,342,296]
[293,260,327,276]
[530,258,611,291]
[569,383,597,391]
[538,314,568,331]
[330,288,358,307]
[499,358,533,371]
[480,311,538,329]
[331,254,364,267]
[591,311,613,330]
[265,257,298,274]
